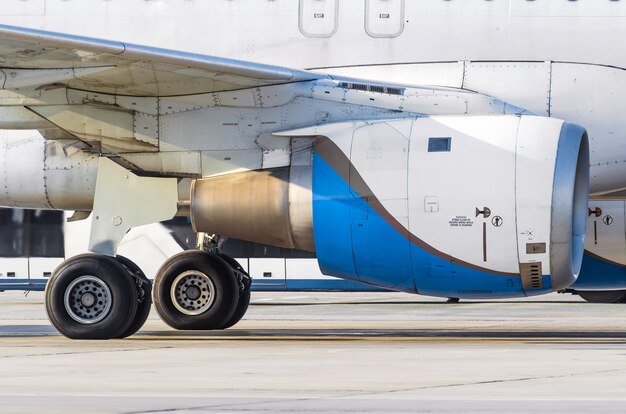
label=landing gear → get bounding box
[153,250,250,330]
[577,290,626,303]
[115,255,152,338]
[45,253,150,339]
[216,253,252,329]
[45,240,249,338]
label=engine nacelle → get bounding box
[192,115,589,298]
[572,199,626,290]
[0,132,98,210]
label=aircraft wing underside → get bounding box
[0,24,334,154]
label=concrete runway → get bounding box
[1,291,626,413]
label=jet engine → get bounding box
[191,115,589,298]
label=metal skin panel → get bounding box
[463,62,551,116]
[1,132,46,208]
[200,150,262,177]
[43,140,99,211]
[120,152,203,177]
[312,130,527,297]
[514,117,561,285]
[316,63,466,90]
[0,132,98,210]
[550,63,626,195]
[319,61,626,196]
[409,116,520,275]
[573,199,626,290]
[3,0,624,70]
[350,121,412,289]
[89,158,178,256]
[574,200,626,290]
[31,105,157,153]
[585,200,626,266]
[0,107,52,129]
[509,0,626,17]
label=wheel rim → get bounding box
[170,270,216,316]
[63,275,112,324]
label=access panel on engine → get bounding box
[407,116,522,297]
[585,200,626,265]
[349,121,413,291]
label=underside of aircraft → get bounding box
[0,19,619,338]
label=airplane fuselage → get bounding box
[0,1,625,338]
[2,0,624,194]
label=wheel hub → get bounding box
[185,285,201,300]
[64,275,112,324]
[170,271,216,316]
[80,292,96,308]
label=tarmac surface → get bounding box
[1,291,626,413]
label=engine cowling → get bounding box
[572,199,626,291]
[192,115,589,298]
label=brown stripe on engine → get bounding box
[314,136,519,277]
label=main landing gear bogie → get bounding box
[152,250,251,331]
[45,248,250,339]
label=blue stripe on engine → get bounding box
[312,151,553,299]
[311,153,359,282]
[571,252,626,290]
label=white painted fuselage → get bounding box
[0,0,624,193]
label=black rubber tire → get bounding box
[45,253,138,339]
[115,255,152,338]
[219,284,251,329]
[215,254,251,329]
[578,290,626,303]
[153,250,239,330]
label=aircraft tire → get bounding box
[577,290,626,303]
[45,253,138,339]
[115,255,152,338]
[215,253,252,330]
[219,283,251,329]
[153,250,239,330]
